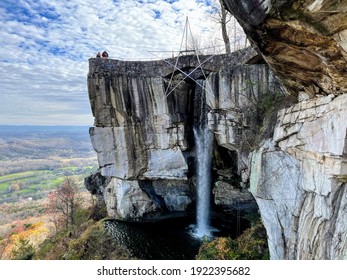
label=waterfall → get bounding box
[194,127,213,237]
[193,80,214,238]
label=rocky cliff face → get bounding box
[222,0,347,259]
[85,49,281,220]
[85,1,346,260]
[250,94,347,259]
[222,0,347,99]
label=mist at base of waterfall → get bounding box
[188,224,220,240]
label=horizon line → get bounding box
[0,124,93,127]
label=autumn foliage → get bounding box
[0,220,48,259]
[46,177,83,234]
[0,177,87,259]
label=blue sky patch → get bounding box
[39,8,60,21]
[153,10,161,19]
[196,0,212,5]
[49,46,67,56]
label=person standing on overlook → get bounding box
[102,50,109,58]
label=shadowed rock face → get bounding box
[222,0,347,98]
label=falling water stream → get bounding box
[193,127,213,237]
[192,79,214,238]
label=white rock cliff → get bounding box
[86,40,347,259]
[221,0,347,260]
[250,94,347,259]
[86,49,272,220]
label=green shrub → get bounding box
[63,220,131,260]
[33,230,69,260]
[34,220,131,260]
[11,238,35,260]
[196,221,269,260]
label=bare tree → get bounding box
[208,0,231,53]
[219,0,231,54]
[47,177,82,233]
[208,0,249,53]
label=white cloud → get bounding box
[0,0,246,125]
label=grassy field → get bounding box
[0,163,97,203]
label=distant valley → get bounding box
[0,126,102,259]
[0,125,97,203]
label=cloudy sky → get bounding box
[0,0,244,126]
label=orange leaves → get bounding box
[215,237,233,259]
[1,220,48,259]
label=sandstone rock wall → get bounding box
[222,0,347,98]
[88,64,194,219]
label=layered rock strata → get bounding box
[250,94,347,259]
[221,0,347,260]
[86,49,280,220]
[222,0,347,98]
[86,21,347,259]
